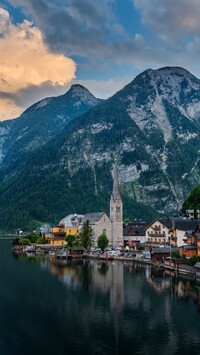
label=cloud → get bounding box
[134,0,200,41]
[0,7,76,120]
[7,0,126,58]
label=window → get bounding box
[103,229,106,235]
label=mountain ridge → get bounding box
[0,84,102,181]
[1,66,200,229]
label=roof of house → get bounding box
[151,247,178,254]
[145,218,172,230]
[123,225,146,237]
[186,209,200,213]
[182,245,197,250]
[60,214,84,227]
[81,212,106,225]
[185,230,194,235]
[173,219,200,231]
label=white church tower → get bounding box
[110,164,123,246]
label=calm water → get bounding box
[1,240,200,354]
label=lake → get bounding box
[1,239,200,354]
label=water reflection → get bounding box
[9,244,200,355]
[40,256,200,315]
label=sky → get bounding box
[1,0,200,121]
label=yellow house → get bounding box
[65,226,79,236]
[49,224,66,246]
[59,214,84,238]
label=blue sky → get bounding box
[0,0,200,120]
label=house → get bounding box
[151,247,179,262]
[172,218,200,247]
[40,224,51,237]
[67,247,86,258]
[80,212,112,247]
[185,209,200,219]
[59,213,84,237]
[197,233,200,256]
[123,223,147,246]
[179,245,197,258]
[48,224,67,246]
[145,218,172,245]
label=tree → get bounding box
[97,234,109,251]
[20,237,31,245]
[65,234,76,247]
[124,218,131,224]
[36,237,48,244]
[79,220,93,250]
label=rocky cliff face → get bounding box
[0,84,102,180]
[1,67,200,229]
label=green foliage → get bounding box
[98,262,109,276]
[124,218,131,223]
[65,234,76,247]
[181,184,200,212]
[97,234,109,251]
[2,68,200,232]
[171,251,180,258]
[188,255,200,266]
[79,220,93,250]
[27,232,40,243]
[27,220,42,232]
[20,237,30,245]
[36,237,48,244]
[138,245,144,251]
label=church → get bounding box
[80,164,123,246]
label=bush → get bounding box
[27,233,40,243]
[188,255,200,266]
[138,245,144,251]
[20,237,31,245]
[36,237,48,244]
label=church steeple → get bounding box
[111,163,121,202]
[110,163,123,246]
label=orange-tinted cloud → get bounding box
[0,8,76,120]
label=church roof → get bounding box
[81,212,105,225]
[111,164,121,202]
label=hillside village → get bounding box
[18,164,200,262]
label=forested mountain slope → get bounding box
[1,67,200,229]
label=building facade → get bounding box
[80,212,112,246]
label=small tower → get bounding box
[110,164,123,246]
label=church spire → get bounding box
[111,163,121,202]
[110,163,123,246]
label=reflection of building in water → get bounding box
[42,258,80,287]
[146,268,171,293]
[110,262,124,310]
[172,279,200,311]
[92,261,124,310]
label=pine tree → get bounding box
[79,220,93,250]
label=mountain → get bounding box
[1,66,200,230]
[0,84,102,180]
